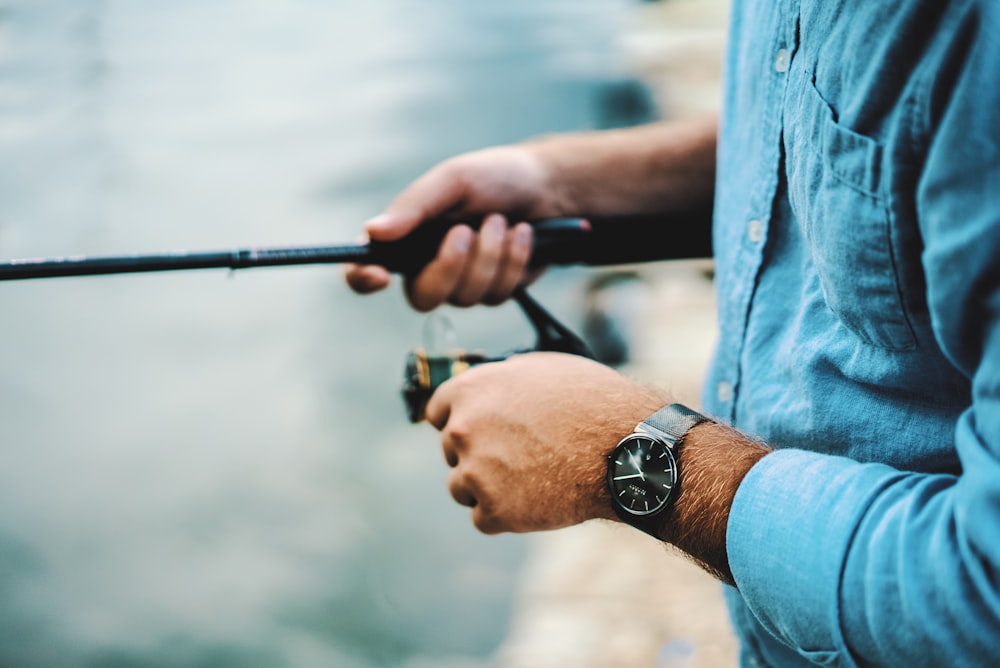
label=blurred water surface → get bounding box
[0,1,648,665]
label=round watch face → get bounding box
[607,434,678,516]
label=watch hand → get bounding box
[613,473,644,481]
[627,451,646,481]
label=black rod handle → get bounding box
[367,208,713,275]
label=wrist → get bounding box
[603,403,771,585]
[521,115,718,217]
[660,420,771,584]
[606,404,710,537]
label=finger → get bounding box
[483,221,533,305]
[471,505,503,535]
[441,435,459,468]
[360,164,466,293]
[343,263,393,294]
[406,224,475,312]
[466,480,502,534]
[342,232,393,294]
[451,213,507,307]
[362,210,419,243]
[424,369,462,431]
[448,470,478,508]
[367,162,471,242]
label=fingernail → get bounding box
[364,213,393,231]
[453,227,472,253]
[515,223,533,247]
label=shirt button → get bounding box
[747,219,764,243]
[717,381,733,403]
[774,48,790,73]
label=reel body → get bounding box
[401,287,595,422]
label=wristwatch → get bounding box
[606,403,711,537]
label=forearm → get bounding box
[523,113,718,218]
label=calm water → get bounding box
[0,1,650,665]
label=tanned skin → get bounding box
[423,352,770,586]
[344,113,771,585]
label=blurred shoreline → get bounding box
[493,2,737,667]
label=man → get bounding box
[345,1,999,665]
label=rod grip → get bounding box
[367,207,713,275]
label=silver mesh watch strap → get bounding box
[636,403,710,446]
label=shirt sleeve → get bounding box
[726,3,1000,665]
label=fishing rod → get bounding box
[0,210,712,420]
[0,213,710,280]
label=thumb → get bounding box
[362,210,423,242]
[365,162,470,241]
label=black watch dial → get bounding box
[608,434,678,516]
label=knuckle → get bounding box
[441,443,458,467]
[461,466,487,493]
[449,292,481,308]
[404,281,443,313]
[472,506,502,535]
[443,163,473,202]
[481,292,508,306]
[447,472,464,500]
[443,418,473,449]
[406,293,440,314]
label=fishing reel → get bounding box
[401,286,596,422]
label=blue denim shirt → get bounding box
[703,0,1000,665]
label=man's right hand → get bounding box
[343,144,562,312]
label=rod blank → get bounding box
[0,244,374,281]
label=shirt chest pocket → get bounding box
[783,75,916,351]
